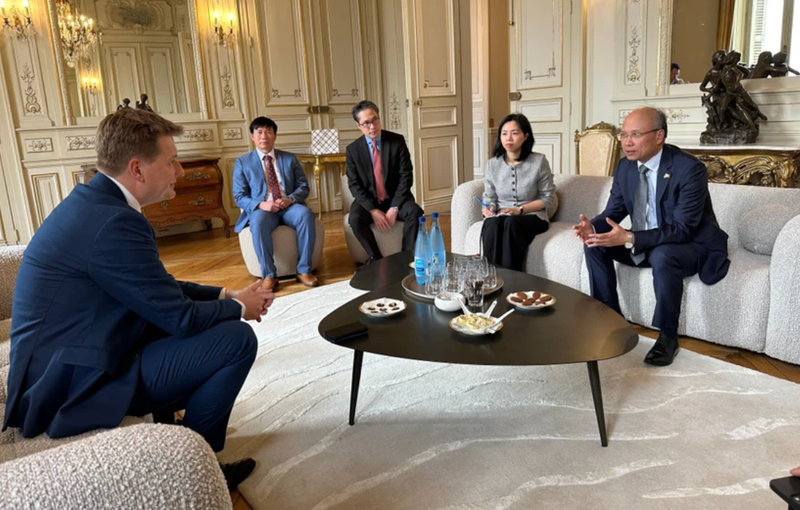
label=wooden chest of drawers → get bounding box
[143,158,231,237]
[82,158,231,236]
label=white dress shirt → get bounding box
[104,173,246,318]
[256,148,287,201]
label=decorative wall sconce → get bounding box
[56,0,96,67]
[213,11,235,47]
[0,0,35,41]
[81,76,99,94]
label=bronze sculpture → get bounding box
[750,51,800,79]
[700,50,767,145]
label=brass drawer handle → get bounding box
[160,201,169,210]
[186,170,212,181]
[189,195,215,206]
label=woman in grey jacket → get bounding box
[480,113,556,271]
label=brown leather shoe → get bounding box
[261,276,279,291]
[296,273,319,287]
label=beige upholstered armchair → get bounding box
[574,121,621,176]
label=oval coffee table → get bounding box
[321,251,638,446]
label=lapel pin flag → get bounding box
[664,173,670,179]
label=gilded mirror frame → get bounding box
[45,0,209,124]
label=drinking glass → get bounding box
[484,265,497,290]
[425,264,446,296]
[465,269,484,310]
[443,265,463,294]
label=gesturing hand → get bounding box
[585,218,628,248]
[572,214,593,243]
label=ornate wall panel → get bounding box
[516,0,562,90]
[623,0,644,85]
[319,0,365,105]
[414,0,456,97]
[519,98,563,123]
[530,132,562,176]
[31,173,63,226]
[419,106,458,128]
[420,135,458,206]
[259,0,310,105]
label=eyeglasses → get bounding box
[616,129,660,141]
[357,117,380,128]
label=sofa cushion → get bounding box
[614,248,770,352]
[526,222,588,291]
[739,204,795,255]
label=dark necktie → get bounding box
[264,155,282,202]
[630,164,649,265]
[372,142,387,202]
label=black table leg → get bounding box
[586,361,608,447]
[349,350,364,425]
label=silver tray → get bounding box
[401,274,504,301]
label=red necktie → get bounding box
[372,142,387,202]
[264,155,282,202]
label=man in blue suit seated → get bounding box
[573,107,730,366]
[3,108,272,490]
[233,117,318,291]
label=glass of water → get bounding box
[484,265,497,290]
[425,264,446,296]
[465,270,484,310]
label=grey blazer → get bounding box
[482,152,557,222]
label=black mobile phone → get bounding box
[323,322,368,344]
[770,476,800,510]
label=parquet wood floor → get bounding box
[157,211,799,510]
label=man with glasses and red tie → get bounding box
[345,100,424,267]
[233,117,318,290]
[573,107,730,366]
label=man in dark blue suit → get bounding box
[233,117,318,291]
[3,108,271,490]
[574,107,730,366]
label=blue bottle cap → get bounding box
[431,212,439,218]
[418,216,426,223]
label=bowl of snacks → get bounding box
[434,292,465,312]
[449,313,502,335]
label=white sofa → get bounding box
[0,246,232,509]
[452,174,800,365]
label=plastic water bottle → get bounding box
[429,212,446,273]
[414,216,430,285]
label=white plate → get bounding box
[449,314,504,335]
[359,298,407,317]
[505,291,556,310]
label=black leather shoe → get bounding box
[644,334,680,366]
[353,256,378,274]
[220,458,256,491]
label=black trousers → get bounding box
[349,199,424,258]
[481,215,549,271]
[583,242,704,337]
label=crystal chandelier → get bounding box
[0,0,36,41]
[56,0,96,67]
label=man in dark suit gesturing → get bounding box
[345,100,424,265]
[3,108,270,490]
[574,107,730,366]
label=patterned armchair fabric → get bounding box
[574,122,621,176]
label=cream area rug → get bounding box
[219,281,800,510]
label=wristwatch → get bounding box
[518,205,524,215]
[624,232,634,250]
